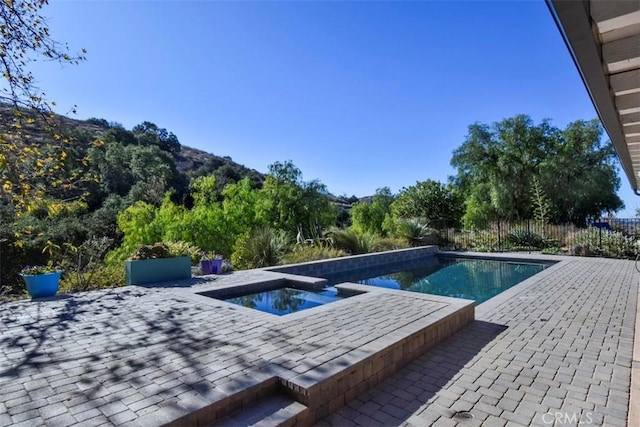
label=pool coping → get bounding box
[435,251,572,317]
[199,249,566,323]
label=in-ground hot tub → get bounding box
[197,277,361,316]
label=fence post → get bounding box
[445,220,449,247]
[498,221,502,251]
[599,226,602,247]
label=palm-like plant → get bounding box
[394,218,439,247]
[232,226,290,269]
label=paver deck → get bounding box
[1,252,638,426]
[319,254,639,426]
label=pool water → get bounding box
[329,257,550,304]
[224,287,344,316]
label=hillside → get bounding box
[0,104,265,183]
[0,105,363,211]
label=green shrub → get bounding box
[568,227,638,258]
[327,228,376,255]
[455,229,501,252]
[281,245,347,264]
[541,246,563,255]
[60,264,125,293]
[506,230,549,249]
[165,241,203,266]
[231,227,290,269]
[130,242,172,260]
[220,259,234,273]
[55,237,115,292]
[127,241,202,266]
[545,224,579,247]
[569,241,598,257]
[371,237,409,252]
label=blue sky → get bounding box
[33,0,637,216]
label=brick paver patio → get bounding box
[319,255,639,426]
[1,252,638,426]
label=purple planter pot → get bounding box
[201,259,223,275]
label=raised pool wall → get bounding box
[266,245,439,277]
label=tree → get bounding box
[256,160,336,234]
[127,144,185,204]
[351,187,394,235]
[460,182,496,227]
[132,121,181,154]
[451,115,553,220]
[115,201,161,249]
[189,156,264,192]
[0,0,86,111]
[86,117,110,128]
[0,0,87,213]
[190,175,218,206]
[391,180,464,226]
[90,141,133,197]
[450,115,622,225]
[540,119,623,225]
[222,177,261,239]
[1,115,96,214]
[85,194,128,243]
[103,125,137,146]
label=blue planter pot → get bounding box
[21,271,62,298]
[125,256,192,285]
[200,259,223,275]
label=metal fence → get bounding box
[428,218,640,252]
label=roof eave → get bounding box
[547,0,638,192]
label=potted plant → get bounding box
[125,242,192,285]
[20,264,62,298]
[200,251,224,275]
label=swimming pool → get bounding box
[223,287,345,316]
[327,256,551,304]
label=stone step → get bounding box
[209,394,307,427]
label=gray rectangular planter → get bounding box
[125,256,191,285]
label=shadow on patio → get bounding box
[0,286,333,425]
[318,320,508,426]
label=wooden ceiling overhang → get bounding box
[548,0,640,192]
